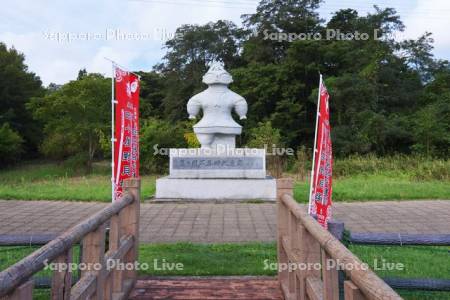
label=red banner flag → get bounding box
[308,76,333,228]
[113,67,140,201]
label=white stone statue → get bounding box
[187,61,248,149]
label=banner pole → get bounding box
[308,74,322,214]
[111,63,115,203]
[104,57,141,79]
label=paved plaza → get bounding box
[0,200,448,243]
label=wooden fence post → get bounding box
[6,280,33,300]
[51,248,73,300]
[104,214,121,300]
[288,211,299,298]
[81,223,106,300]
[276,178,293,298]
[123,178,141,283]
[298,224,321,300]
[321,249,339,300]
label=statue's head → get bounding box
[202,61,233,85]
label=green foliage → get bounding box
[0,123,23,165]
[142,2,448,158]
[290,146,310,180]
[319,154,449,180]
[182,119,201,148]
[184,132,200,148]
[411,70,450,157]
[28,73,110,172]
[0,43,44,156]
[3,1,450,162]
[63,152,90,173]
[140,118,187,174]
[246,121,282,148]
[246,121,285,177]
[241,0,323,63]
[411,159,450,181]
[155,20,245,121]
[411,101,449,156]
[137,71,167,119]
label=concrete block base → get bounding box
[155,177,276,201]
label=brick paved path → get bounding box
[0,200,448,243]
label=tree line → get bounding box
[1,0,449,172]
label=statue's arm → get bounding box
[234,96,248,120]
[187,96,201,119]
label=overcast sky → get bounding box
[1,0,449,85]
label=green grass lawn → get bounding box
[138,242,276,276]
[0,161,156,201]
[348,244,450,280]
[294,173,450,202]
[0,161,449,201]
[1,243,448,299]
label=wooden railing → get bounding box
[0,178,140,300]
[276,178,402,300]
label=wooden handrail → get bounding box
[0,178,141,300]
[276,178,402,300]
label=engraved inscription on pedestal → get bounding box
[169,148,266,179]
[172,157,264,170]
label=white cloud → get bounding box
[402,0,450,59]
[1,0,255,85]
[1,0,449,86]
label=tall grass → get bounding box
[333,155,449,180]
[291,154,449,181]
[0,157,448,201]
[0,160,110,184]
[0,161,155,201]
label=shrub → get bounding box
[0,123,24,165]
[411,159,450,181]
[246,121,285,178]
[63,152,91,174]
[302,154,449,180]
[290,146,311,181]
[140,118,187,174]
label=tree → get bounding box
[0,42,44,157]
[137,71,166,119]
[154,20,246,121]
[158,20,245,73]
[29,74,110,171]
[246,121,285,177]
[0,123,23,165]
[140,118,187,173]
[411,70,450,157]
[242,0,323,63]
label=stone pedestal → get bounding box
[154,148,276,201]
[155,177,276,201]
